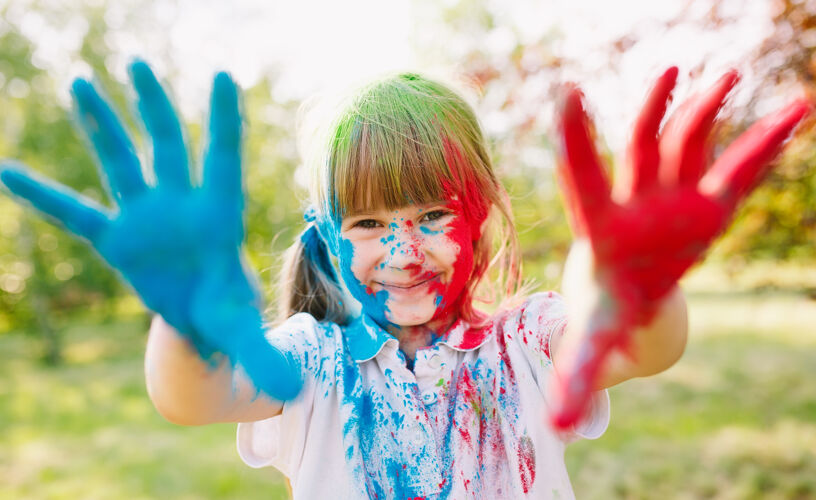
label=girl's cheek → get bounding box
[428,219,474,314]
[338,237,367,292]
[338,236,390,319]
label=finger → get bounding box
[0,162,111,242]
[129,60,191,191]
[557,86,612,238]
[621,67,678,199]
[71,78,147,202]
[659,70,739,186]
[699,98,811,208]
[202,72,243,207]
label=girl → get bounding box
[0,61,808,499]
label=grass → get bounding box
[0,320,289,500]
[1,262,814,498]
[568,264,816,500]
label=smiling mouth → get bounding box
[376,273,441,290]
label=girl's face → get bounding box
[338,199,476,327]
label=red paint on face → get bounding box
[426,207,474,323]
[416,136,493,326]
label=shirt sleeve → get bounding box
[236,312,324,475]
[512,291,611,441]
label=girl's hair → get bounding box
[276,72,521,326]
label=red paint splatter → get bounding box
[453,324,489,350]
[458,425,471,445]
[517,436,536,493]
[541,320,552,360]
[494,319,516,387]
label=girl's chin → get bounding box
[382,298,440,326]
[384,309,436,327]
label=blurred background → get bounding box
[0,0,814,498]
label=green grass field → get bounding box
[1,264,815,499]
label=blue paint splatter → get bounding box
[420,225,442,236]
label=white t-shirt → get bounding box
[237,291,609,499]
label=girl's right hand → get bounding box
[0,61,302,401]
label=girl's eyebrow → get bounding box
[343,210,377,218]
[344,201,448,219]
[417,200,448,210]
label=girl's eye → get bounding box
[421,210,448,223]
[354,219,381,229]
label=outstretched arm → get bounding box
[554,241,688,391]
[0,61,301,423]
[550,67,810,430]
[146,317,283,425]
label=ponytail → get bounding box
[276,222,348,324]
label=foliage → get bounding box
[1,0,814,348]
[0,11,124,361]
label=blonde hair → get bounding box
[277,73,521,326]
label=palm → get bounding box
[590,187,725,310]
[0,61,300,400]
[551,67,809,428]
[95,190,247,347]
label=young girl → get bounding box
[0,61,808,499]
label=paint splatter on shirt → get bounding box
[237,292,609,499]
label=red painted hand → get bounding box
[550,67,811,430]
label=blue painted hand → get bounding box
[0,60,301,401]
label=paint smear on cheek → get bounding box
[419,225,442,236]
[339,237,391,324]
[428,217,473,318]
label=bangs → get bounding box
[332,117,453,216]
[321,74,489,219]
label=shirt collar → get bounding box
[437,319,491,352]
[345,314,396,363]
[345,314,492,363]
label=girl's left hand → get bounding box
[551,67,810,429]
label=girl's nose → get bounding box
[385,226,425,270]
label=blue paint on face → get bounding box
[338,236,392,327]
[420,225,442,236]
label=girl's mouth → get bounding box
[376,273,441,293]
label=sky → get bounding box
[3,0,779,154]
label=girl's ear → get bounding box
[473,218,487,241]
[472,207,492,241]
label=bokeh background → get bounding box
[1,0,815,498]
